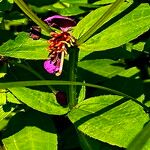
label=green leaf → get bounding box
[0,89,6,105]
[0,0,13,11]
[78,83,86,104]
[77,130,120,150]
[60,0,88,4]
[2,110,57,150]
[8,87,69,115]
[4,11,28,30]
[72,4,110,39]
[93,0,115,5]
[0,104,15,130]
[78,59,124,83]
[0,32,49,60]
[68,95,149,148]
[0,104,14,122]
[127,121,150,150]
[118,67,139,78]
[74,3,150,52]
[6,92,21,104]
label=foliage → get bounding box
[0,0,150,150]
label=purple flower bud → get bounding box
[43,59,60,74]
[44,15,76,32]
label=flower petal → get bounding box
[44,15,76,32]
[43,59,59,74]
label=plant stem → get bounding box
[0,80,149,111]
[77,0,124,45]
[68,47,79,109]
[14,0,52,34]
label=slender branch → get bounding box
[77,0,124,45]
[14,0,52,33]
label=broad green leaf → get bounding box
[79,3,150,52]
[0,32,49,59]
[68,95,149,148]
[78,46,131,60]
[0,104,15,130]
[0,89,6,105]
[4,11,28,30]
[72,1,134,39]
[78,59,124,82]
[0,104,14,122]
[2,110,57,150]
[73,4,110,39]
[128,121,150,150]
[6,92,21,104]
[132,42,145,52]
[8,87,69,115]
[74,3,150,52]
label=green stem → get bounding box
[14,0,52,33]
[0,80,148,111]
[68,47,79,109]
[77,0,124,45]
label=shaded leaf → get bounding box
[0,63,7,78]
[0,0,13,11]
[2,110,57,150]
[0,104,15,130]
[68,95,149,148]
[0,104,14,122]
[78,59,124,83]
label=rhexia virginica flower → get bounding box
[44,15,76,32]
[43,15,76,76]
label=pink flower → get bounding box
[43,15,76,76]
[43,59,60,74]
[44,15,76,32]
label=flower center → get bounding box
[44,31,75,76]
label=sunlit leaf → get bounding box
[2,110,57,150]
[0,32,49,59]
[9,87,69,115]
[74,3,150,54]
[68,95,149,148]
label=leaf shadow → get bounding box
[2,109,56,139]
[74,97,128,128]
[88,1,141,41]
[80,46,132,61]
